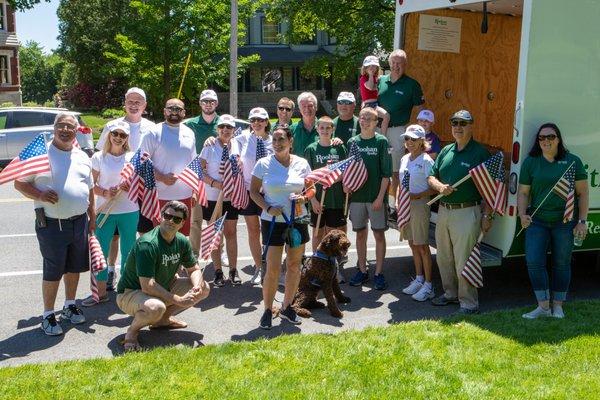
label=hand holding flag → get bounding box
[177,156,208,207]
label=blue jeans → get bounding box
[525,218,576,302]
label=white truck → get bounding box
[393,0,600,265]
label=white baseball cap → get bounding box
[217,114,236,127]
[337,91,356,103]
[248,107,269,120]
[362,55,380,67]
[106,120,130,135]
[125,87,146,101]
[402,124,426,139]
[417,109,435,123]
[200,89,218,101]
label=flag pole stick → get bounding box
[427,174,472,206]
[210,190,224,224]
[314,189,326,239]
[344,192,349,217]
[516,161,575,236]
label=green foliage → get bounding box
[100,108,126,119]
[21,101,41,107]
[79,112,112,138]
[19,41,64,104]
[7,0,50,11]
[43,100,56,107]
[0,102,15,108]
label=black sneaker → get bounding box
[229,269,242,286]
[214,269,225,287]
[388,207,398,224]
[259,309,272,330]
[106,270,115,291]
[279,306,302,325]
[61,304,86,324]
[41,313,63,336]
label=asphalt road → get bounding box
[1,183,599,367]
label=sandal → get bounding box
[121,337,142,352]
[81,294,109,307]
[149,318,188,330]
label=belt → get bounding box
[47,213,86,222]
[440,201,481,210]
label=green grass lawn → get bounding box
[2,300,600,399]
[79,113,111,140]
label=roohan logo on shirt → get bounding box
[358,146,379,156]
[315,154,340,164]
[162,253,181,267]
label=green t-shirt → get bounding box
[430,139,491,204]
[377,74,425,126]
[291,120,318,156]
[304,142,348,209]
[117,227,197,293]
[347,133,393,203]
[184,114,218,154]
[519,153,587,223]
[333,116,361,144]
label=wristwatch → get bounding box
[578,219,587,224]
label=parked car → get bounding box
[0,107,94,166]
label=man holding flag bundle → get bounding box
[427,110,493,314]
[11,113,95,336]
[344,108,392,290]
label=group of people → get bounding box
[13,48,589,349]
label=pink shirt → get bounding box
[359,74,379,102]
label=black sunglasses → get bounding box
[201,100,217,105]
[278,106,292,112]
[404,137,419,142]
[250,118,266,123]
[538,134,557,141]
[218,124,234,129]
[110,131,128,139]
[165,106,184,113]
[337,100,354,105]
[451,120,469,127]
[162,212,184,224]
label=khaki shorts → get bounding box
[349,202,389,231]
[117,277,193,316]
[401,198,431,245]
[384,125,406,172]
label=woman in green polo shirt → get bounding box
[518,123,589,319]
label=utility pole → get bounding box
[229,0,238,117]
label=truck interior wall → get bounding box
[403,9,521,153]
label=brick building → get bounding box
[0,1,21,105]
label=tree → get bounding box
[19,41,64,104]
[7,0,50,10]
[265,0,396,81]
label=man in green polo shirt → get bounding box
[345,107,393,290]
[378,49,425,208]
[116,200,210,351]
[333,91,361,144]
[185,89,219,256]
[427,110,493,314]
[290,92,319,156]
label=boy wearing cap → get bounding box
[427,109,493,314]
[417,109,441,160]
[359,55,390,134]
[333,92,361,144]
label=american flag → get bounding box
[125,150,151,202]
[396,171,411,230]
[256,137,268,161]
[138,159,162,223]
[177,156,208,207]
[218,144,230,176]
[0,134,51,185]
[223,154,249,209]
[342,142,368,192]
[88,235,107,302]
[234,126,243,137]
[552,163,576,223]
[200,214,226,260]
[306,157,355,189]
[468,152,506,215]
[461,242,483,288]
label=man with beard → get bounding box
[333,91,361,143]
[140,99,196,235]
[15,113,95,335]
[95,87,156,289]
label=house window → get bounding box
[261,18,280,44]
[0,55,10,84]
[0,2,5,31]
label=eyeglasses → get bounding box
[278,106,292,112]
[165,106,184,113]
[125,100,144,107]
[337,100,354,105]
[451,120,469,127]
[201,100,217,105]
[110,131,128,139]
[404,137,419,142]
[538,134,557,141]
[55,123,77,131]
[162,212,184,224]
[218,124,234,130]
[250,118,266,123]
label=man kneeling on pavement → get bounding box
[116,200,210,351]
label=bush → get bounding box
[43,100,56,108]
[101,108,126,119]
[22,101,42,107]
[0,102,15,108]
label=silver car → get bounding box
[0,107,94,165]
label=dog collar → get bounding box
[313,250,337,266]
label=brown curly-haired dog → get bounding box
[292,230,351,318]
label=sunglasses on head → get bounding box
[110,131,128,139]
[278,106,292,112]
[165,106,184,113]
[162,212,183,224]
[451,120,469,127]
[250,118,266,123]
[538,134,557,141]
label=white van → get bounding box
[393,0,600,265]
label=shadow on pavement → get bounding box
[108,330,205,356]
[230,323,301,342]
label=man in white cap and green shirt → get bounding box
[427,110,493,314]
[333,91,361,144]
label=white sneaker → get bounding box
[41,314,63,336]
[522,306,551,319]
[250,265,262,286]
[402,278,423,295]
[412,284,435,301]
[552,304,565,319]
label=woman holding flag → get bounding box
[250,125,315,329]
[232,107,273,285]
[82,120,139,306]
[518,123,589,319]
[199,114,242,287]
